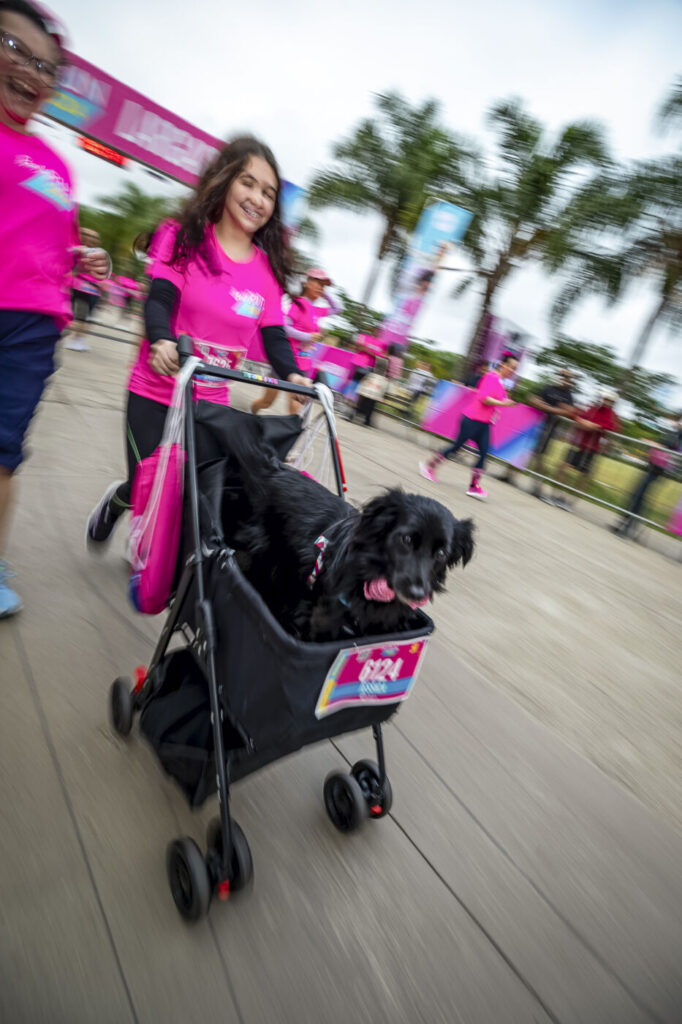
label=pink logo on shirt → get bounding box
[16,155,73,211]
[231,288,265,319]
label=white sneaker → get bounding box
[64,337,90,351]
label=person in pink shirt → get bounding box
[86,135,307,548]
[63,225,103,351]
[0,0,109,617]
[251,267,340,415]
[419,352,519,500]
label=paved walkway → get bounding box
[1,335,680,1023]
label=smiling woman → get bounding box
[86,136,310,552]
[0,0,109,618]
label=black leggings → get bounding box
[112,391,170,511]
[440,415,490,470]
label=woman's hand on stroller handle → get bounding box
[150,339,180,376]
[287,372,313,408]
[175,335,318,399]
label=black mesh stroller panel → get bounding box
[194,402,302,464]
[139,649,216,808]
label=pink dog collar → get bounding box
[307,535,328,588]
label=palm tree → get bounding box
[620,157,682,373]
[551,79,682,382]
[453,98,610,366]
[81,182,176,275]
[657,75,682,139]
[307,91,472,304]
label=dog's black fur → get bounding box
[221,435,474,642]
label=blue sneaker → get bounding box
[0,562,22,618]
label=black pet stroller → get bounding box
[109,337,434,921]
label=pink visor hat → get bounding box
[306,268,332,285]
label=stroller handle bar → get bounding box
[177,334,318,399]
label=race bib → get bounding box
[315,637,428,718]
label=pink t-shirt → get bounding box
[128,221,285,406]
[286,295,331,335]
[286,294,338,371]
[0,120,79,329]
[144,220,178,277]
[463,370,507,423]
[72,272,101,296]
[105,278,126,307]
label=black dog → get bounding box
[222,436,474,641]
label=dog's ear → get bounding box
[448,518,474,567]
[359,489,404,541]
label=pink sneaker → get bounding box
[419,460,438,483]
[466,482,488,500]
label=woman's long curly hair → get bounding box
[169,136,292,291]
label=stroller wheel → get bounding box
[323,771,368,833]
[166,837,211,921]
[206,817,254,893]
[109,678,134,737]
[351,759,393,818]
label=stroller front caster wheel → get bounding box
[206,817,253,892]
[351,759,393,818]
[167,837,211,921]
[323,771,368,833]
[109,678,134,737]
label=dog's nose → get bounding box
[407,583,427,601]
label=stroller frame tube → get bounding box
[135,337,362,890]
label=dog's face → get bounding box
[356,490,474,607]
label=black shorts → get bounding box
[567,447,596,473]
[0,310,59,471]
[71,289,99,322]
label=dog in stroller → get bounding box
[220,432,475,642]
[109,355,472,922]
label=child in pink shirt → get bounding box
[419,352,519,500]
[86,135,306,549]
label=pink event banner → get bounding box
[43,51,224,186]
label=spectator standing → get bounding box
[612,414,682,537]
[551,388,620,510]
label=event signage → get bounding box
[377,201,473,352]
[44,51,222,186]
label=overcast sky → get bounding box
[45,0,682,402]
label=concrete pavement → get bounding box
[1,334,681,1023]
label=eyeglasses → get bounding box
[0,31,61,87]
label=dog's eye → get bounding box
[401,534,412,548]
[435,547,446,562]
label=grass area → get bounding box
[537,442,681,526]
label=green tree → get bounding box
[80,182,176,277]
[406,341,465,381]
[551,80,682,382]
[536,334,677,420]
[288,214,321,276]
[657,75,682,139]
[307,91,471,305]
[325,288,384,346]
[453,98,610,367]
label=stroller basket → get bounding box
[140,550,433,805]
